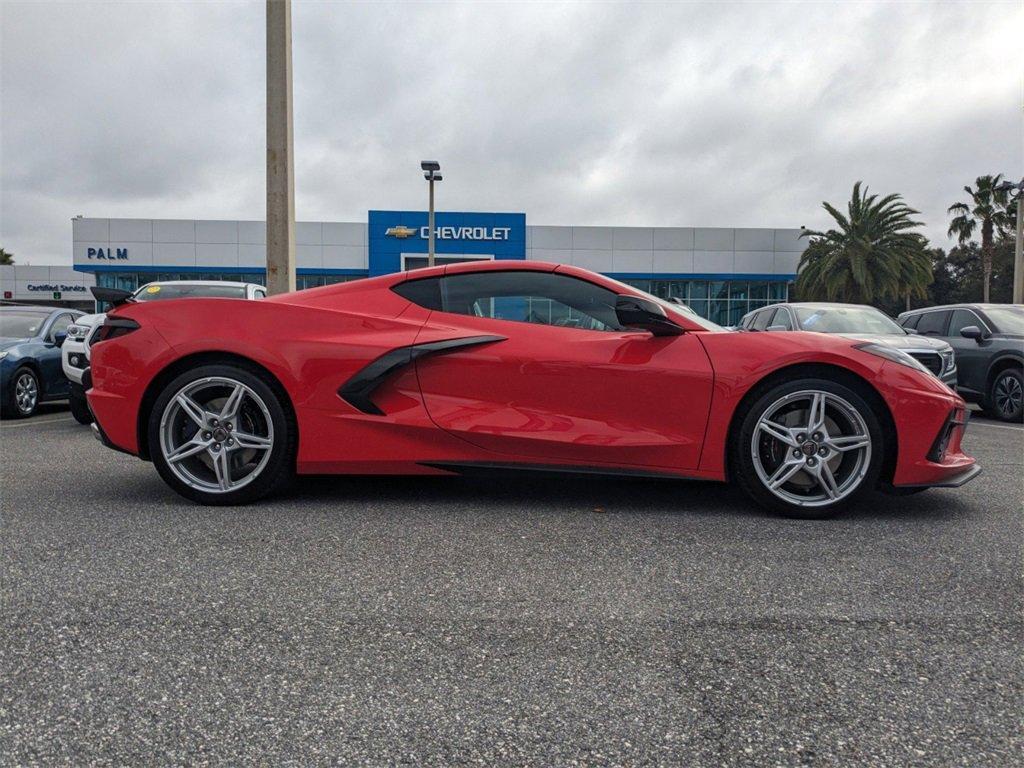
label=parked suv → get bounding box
[739,302,958,388]
[63,280,266,424]
[898,304,1024,422]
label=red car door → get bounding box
[410,269,715,471]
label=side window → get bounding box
[392,277,443,310]
[48,314,73,340]
[253,289,266,300]
[751,309,773,331]
[901,313,921,330]
[440,271,622,331]
[916,310,951,337]
[948,309,981,337]
[768,307,793,330]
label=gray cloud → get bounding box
[1,0,1020,263]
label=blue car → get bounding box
[1,305,83,418]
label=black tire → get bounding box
[69,386,93,425]
[987,368,1023,423]
[148,363,296,505]
[731,377,886,519]
[3,366,40,419]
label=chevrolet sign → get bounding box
[385,225,512,241]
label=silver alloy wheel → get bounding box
[751,390,872,508]
[159,376,274,494]
[15,372,38,415]
[993,373,1022,418]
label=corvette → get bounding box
[86,261,979,518]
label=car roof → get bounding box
[903,303,1020,313]
[139,280,260,288]
[785,302,877,309]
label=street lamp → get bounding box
[995,178,1024,304]
[421,161,443,268]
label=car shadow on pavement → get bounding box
[289,473,766,519]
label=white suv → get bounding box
[63,280,266,424]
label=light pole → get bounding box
[266,0,296,295]
[995,178,1024,304]
[421,161,442,268]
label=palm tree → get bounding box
[947,174,1014,302]
[796,182,932,305]
[0,248,13,265]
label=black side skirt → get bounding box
[338,335,506,416]
[419,461,697,482]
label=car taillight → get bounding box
[96,317,140,342]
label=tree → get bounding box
[947,174,1014,303]
[0,248,13,265]
[795,182,932,305]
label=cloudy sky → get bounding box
[1,0,1020,264]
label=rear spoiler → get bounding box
[91,286,134,307]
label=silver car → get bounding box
[739,302,957,388]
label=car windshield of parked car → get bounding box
[794,306,904,334]
[0,312,47,338]
[132,284,247,301]
[985,307,1024,335]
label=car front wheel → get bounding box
[988,368,1023,423]
[4,367,40,418]
[149,364,296,505]
[733,378,885,518]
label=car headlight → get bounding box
[67,324,87,340]
[854,342,933,375]
[941,350,956,373]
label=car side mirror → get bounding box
[960,325,985,342]
[615,295,684,337]
[52,331,68,347]
[765,325,788,332]
[904,327,919,335]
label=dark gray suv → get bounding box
[898,304,1024,422]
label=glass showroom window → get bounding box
[618,279,789,324]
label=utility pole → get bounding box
[266,0,295,295]
[421,161,442,268]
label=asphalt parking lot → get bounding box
[2,406,1021,766]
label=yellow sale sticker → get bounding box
[146,285,161,294]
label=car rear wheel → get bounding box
[733,378,884,519]
[4,367,40,418]
[149,364,295,505]
[988,368,1023,423]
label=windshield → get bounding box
[600,275,725,331]
[794,306,904,334]
[0,312,47,338]
[132,283,247,301]
[985,307,1024,335]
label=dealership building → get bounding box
[0,264,96,311]
[71,212,805,325]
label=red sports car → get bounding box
[86,261,979,518]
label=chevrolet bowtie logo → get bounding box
[385,225,418,239]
